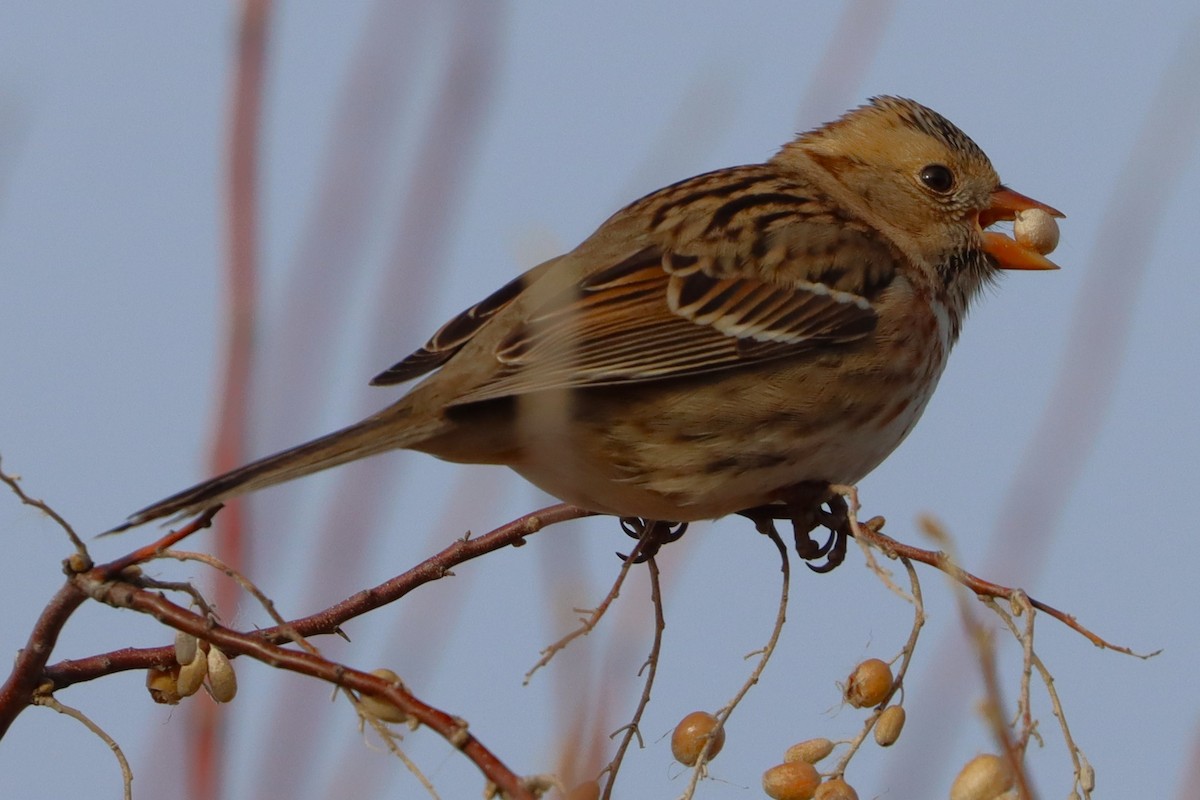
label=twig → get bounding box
[847,515,1156,659]
[679,522,790,799]
[135,576,216,620]
[43,503,594,690]
[524,531,648,685]
[948,555,1035,800]
[600,557,665,800]
[165,548,447,794]
[1009,591,1040,754]
[352,693,440,800]
[831,555,924,777]
[909,515,1034,797]
[32,694,132,800]
[160,549,313,652]
[71,573,536,799]
[99,507,222,575]
[984,596,1095,799]
[0,456,87,556]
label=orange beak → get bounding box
[979,186,1065,271]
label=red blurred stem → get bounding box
[195,1,270,798]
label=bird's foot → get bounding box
[618,517,689,563]
[739,482,851,573]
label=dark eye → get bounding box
[919,164,955,193]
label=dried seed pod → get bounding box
[844,658,893,708]
[814,778,859,800]
[873,705,906,747]
[1079,758,1095,792]
[359,668,412,724]
[206,646,237,703]
[147,665,183,705]
[174,631,198,666]
[66,552,91,573]
[176,646,208,697]
[784,738,834,764]
[670,711,725,766]
[1013,208,1059,256]
[762,761,820,800]
[949,753,1014,800]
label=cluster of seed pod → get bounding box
[668,655,1027,799]
[758,655,908,800]
[760,737,856,800]
[145,632,237,705]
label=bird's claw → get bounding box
[617,518,688,563]
[739,490,852,573]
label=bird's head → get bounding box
[778,96,1063,281]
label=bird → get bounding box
[109,96,1062,534]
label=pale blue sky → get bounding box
[1,3,1198,798]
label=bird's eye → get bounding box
[918,164,955,193]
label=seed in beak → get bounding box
[1013,207,1060,256]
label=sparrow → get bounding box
[110,96,1062,533]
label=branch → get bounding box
[74,572,535,799]
[44,504,594,690]
[0,580,87,737]
[849,513,1154,658]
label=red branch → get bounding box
[83,577,535,799]
[0,581,86,738]
[2,504,591,796]
[857,519,1149,657]
[43,504,593,688]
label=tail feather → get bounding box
[107,406,431,533]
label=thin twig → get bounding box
[352,692,440,800]
[847,515,1156,659]
[32,694,133,800]
[99,507,222,575]
[0,456,87,556]
[160,549,313,652]
[949,558,1035,800]
[831,555,924,777]
[984,596,1094,799]
[1010,591,1040,754]
[600,557,665,799]
[524,525,649,685]
[679,523,790,800]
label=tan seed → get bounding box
[146,666,183,705]
[206,646,237,703]
[844,658,892,708]
[784,738,834,764]
[762,761,820,800]
[1013,208,1059,255]
[359,668,412,724]
[873,704,906,746]
[949,753,1014,800]
[814,778,860,800]
[670,710,725,766]
[176,647,208,698]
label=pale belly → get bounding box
[504,347,946,521]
